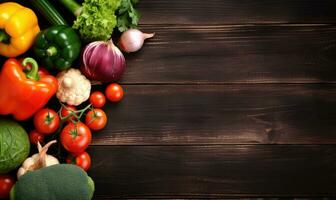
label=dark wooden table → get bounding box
[3,0,336,199]
[87,0,336,199]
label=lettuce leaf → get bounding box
[73,0,121,42]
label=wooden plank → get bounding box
[9,0,336,25]
[92,84,336,145]
[13,0,336,25]
[121,24,336,84]
[138,0,336,24]
[87,145,336,199]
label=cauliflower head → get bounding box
[56,69,91,106]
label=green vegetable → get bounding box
[33,25,81,70]
[59,0,121,42]
[116,0,140,32]
[0,118,30,174]
[29,0,68,25]
[10,164,94,200]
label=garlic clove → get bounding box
[17,167,27,179]
[22,156,37,169]
[46,155,60,166]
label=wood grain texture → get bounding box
[88,145,336,199]
[92,84,336,145]
[138,0,336,24]
[121,24,336,84]
[9,0,336,25]
[2,1,335,84]
[1,1,335,199]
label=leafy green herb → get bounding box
[116,0,140,32]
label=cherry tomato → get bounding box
[60,105,77,122]
[89,91,106,108]
[34,109,60,135]
[105,83,124,102]
[61,122,92,155]
[37,67,50,76]
[66,151,91,171]
[29,130,45,145]
[85,109,107,131]
[0,175,15,199]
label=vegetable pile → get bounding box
[0,1,153,199]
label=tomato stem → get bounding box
[45,111,55,125]
[70,129,78,138]
[87,109,98,124]
[59,103,92,122]
[52,102,92,142]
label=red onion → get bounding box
[80,40,126,83]
[119,29,155,53]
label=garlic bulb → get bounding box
[17,140,59,179]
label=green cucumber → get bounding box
[29,0,68,25]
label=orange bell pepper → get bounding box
[0,2,40,57]
[0,58,58,121]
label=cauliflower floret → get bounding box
[56,69,91,106]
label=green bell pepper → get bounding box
[33,25,81,70]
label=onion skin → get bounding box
[119,29,155,53]
[80,40,126,83]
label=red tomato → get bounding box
[105,83,124,102]
[60,105,77,122]
[66,151,91,171]
[61,122,92,155]
[29,130,45,145]
[89,91,106,108]
[85,109,107,131]
[34,109,60,135]
[0,175,15,199]
[37,67,50,76]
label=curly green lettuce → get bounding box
[73,0,121,42]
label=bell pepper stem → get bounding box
[0,30,10,44]
[22,58,40,81]
[46,46,58,56]
[58,0,82,17]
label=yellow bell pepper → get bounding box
[0,2,40,57]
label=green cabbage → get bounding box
[72,0,121,42]
[0,118,30,174]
